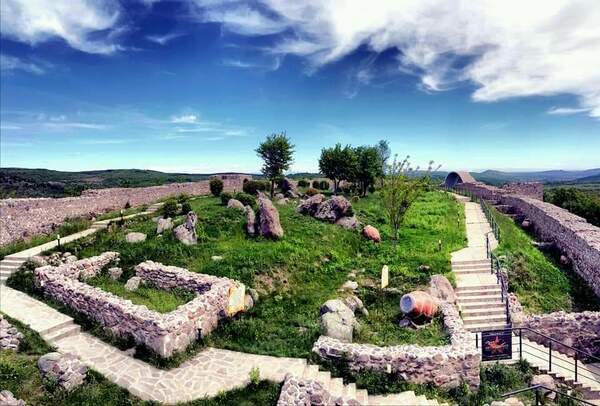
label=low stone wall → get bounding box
[508,294,600,359]
[454,181,543,201]
[0,175,250,246]
[35,255,238,358]
[277,375,336,406]
[312,302,480,389]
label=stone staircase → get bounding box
[0,256,28,284]
[454,258,509,332]
[298,364,449,405]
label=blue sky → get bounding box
[1,0,599,173]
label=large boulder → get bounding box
[0,390,25,406]
[124,276,142,291]
[362,225,381,242]
[320,299,356,342]
[314,196,352,223]
[335,216,359,230]
[125,232,146,243]
[156,217,173,234]
[531,374,556,400]
[38,352,88,392]
[0,315,23,350]
[258,195,284,239]
[173,211,198,245]
[281,178,297,194]
[297,194,325,216]
[427,275,456,303]
[108,267,123,280]
[227,199,245,211]
[245,206,256,235]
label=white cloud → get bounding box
[547,106,590,116]
[44,122,108,130]
[0,0,123,54]
[194,0,600,117]
[0,54,45,74]
[146,32,184,45]
[171,114,199,124]
[0,124,23,130]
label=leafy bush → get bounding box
[220,192,233,205]
[181,201,192,214]
[162,199,178,218]
[368,185,376,194]
[545,187,600,226]
[249,367,260,386]
[305,188,319,196]
[312,180,320,188]
[319,180,330,190]
[209,179,224,197]
[176,193,190,203]
[235,192,257,208]
[298,179,309,187]
[243,180,269,195]
[124,201,131,209]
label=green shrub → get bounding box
[209,179,224,197]
[249,367,260,386]
[243,180,269,195]
[181,202,192,214]
[220,192,233,205]
[351,196,360,203]
[319,180,330,190]
[124,201,131,209]
[162,199,178,218]
[298,179,309,187]
[312,180,320,188]
[368,185,376,194]
[176,193,190,203]
[235,192,256,208]
[305,188,319,196]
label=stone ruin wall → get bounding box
[454,181,600,299]
[35,254,236,358]
[312,302,481,389]
[0,175,251,246]
[508,294,600,359]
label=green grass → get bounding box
[96,205,147,221]
[0,217,91,260]
[86,275,195,313]
[11,191,465,365]
[491,208,599,313]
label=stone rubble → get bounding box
[0,314,23,350]
[277,374,363,406]
[126,232,146,243]
[38,352,88,392]
[0,390,26,406]
[108,267,123,280]
[227,199,245,211]
[156,217,173,234]
[124,276,142,291]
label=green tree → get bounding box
[255,132,295,198]
[318,143,356,194]
[381,155,437,241]
[375,139,391,187]
[352,146,383,197]
[209,179,224,196]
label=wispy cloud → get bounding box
[146,32,184,45]
[0,0,124,54]
[44,122,108,130]
[0,54,46,75]
[0,124,23,130]
[78,138,134,145]
[547,107,590,116]
[171,114,199,124]
[192,0,600,118]
[222,56,281,71]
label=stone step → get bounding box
[316,370,331,389]
[463,314,507,324]
[461,307,506,317]
[458,295,504,304]
[44,324,81,343]
[465,322,510,332]
[0,271,14,278]
[39,319,75,336]
[302,364,319,380]
[355,389,368,404]
[0,264,21,270]
[452,263,491,270]
[0,260,24,266]
[451,259,490,266]
[456,288,501,297]
[343,382,356,400]
[456,284,499,292]
[453,269,492,275]
[328,377,344,398]
[3,255,29,262]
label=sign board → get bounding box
[381,265,389,289]
[481,329,513,361]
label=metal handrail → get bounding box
[514,327,600,363]
[502,385,595,405]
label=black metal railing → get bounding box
[489,252,510,324]
[501,385,595,405]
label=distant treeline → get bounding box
[545,187,600,227]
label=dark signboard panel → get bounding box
[481,329,512,361]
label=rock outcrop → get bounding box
[258,195,284,239]
[314,196,352,223]
[320,299,356,342]
[427,274,456,304]
[173,211,198,245]
[38,352,88,391]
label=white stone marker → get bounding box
[381,265,389,289]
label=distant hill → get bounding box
[471,169,600,186]
[0,168,255,198]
